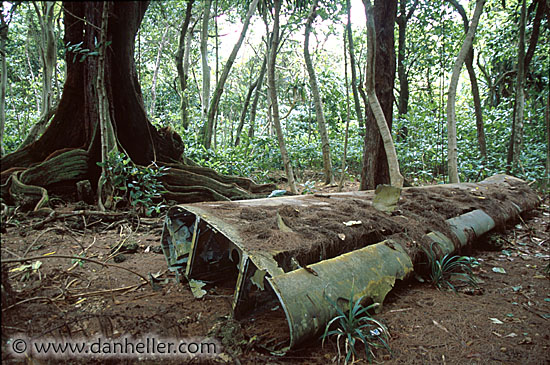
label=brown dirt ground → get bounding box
[1,184,549,364]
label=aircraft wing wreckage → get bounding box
[160,175,540,351]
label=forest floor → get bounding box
[1,181,549,365]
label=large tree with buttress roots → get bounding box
[0,1,272,211]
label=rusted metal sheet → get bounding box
[160,174,540,349]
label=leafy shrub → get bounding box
[97,151,168,216]
[322,293,391,364]
[422,243,479,291]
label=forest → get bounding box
[0,0,549,364]
[0,0,548,197]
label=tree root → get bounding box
[1,147,277,212]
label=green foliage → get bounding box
[2,0,548,194]
[322,293,391,364]
[422,243,479,292]
[71,253,86,268]
[64,39,111,63]
[96,151,168,216]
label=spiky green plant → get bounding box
[321,293,391,364]
[423,243,478,291]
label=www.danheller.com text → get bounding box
[7,335,221,358]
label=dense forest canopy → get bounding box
[0,0,548,209]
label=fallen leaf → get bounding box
[268,189,287,198]
[343,220,362,227]
[189,279,207,299]
[504,333,518,338]
[492,267,506,274]
[277,212,293,233]
[373,185,401,213]
[490,318,504,324]
[338,233,346,240]
[432,320,449,333]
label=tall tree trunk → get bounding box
[175,0,195,130]
[19,1,57,149]
[0,8,7,157]
[96,1,117,211]
[360,0,398,190]
[507,0,544,169]
[447,0,485,183]
[362,0,403,188]
[545,92,549,190]
[304,0,334,185]
[33,1,56,117]
[396,0,408,117]
[200,0,212,122]
[396,0,418,118]
[149,22,170,116]
[509,0,526,170]
[2,2,176,170]
[268,0,297,194]
[523,0,545,75]
[248,46,269,140]
[234,55,266,147]
[203,0,259,149]
[1,2,274,209]
[339,29,351,192]
[345,0,364,131]
[448,0,487,159]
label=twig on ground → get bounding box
[23,227,59,257]
[1,255,149,283]
[67,284,143,299]
[1,247,22,258]
[67,236,97,272]
[32,210,131,230]
[2,296,56,312]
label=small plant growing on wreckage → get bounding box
[422,242,479,291]
[321,292,391,364]
[96,151,168,216]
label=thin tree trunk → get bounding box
[396,0,418,118]
[200,0,212,122]
[20,1,57,149]
[446,0,485,183]
[0,9,7,157]
[248,48,268,140]
[149,22,170,116]
[33,1,56,117]
[175,0,195,130]
[363,0,403,188]
[235,56,266,147]
[360,0,398,189]
[97,1,117,211]
[339,30,351,192]
[304,0,334,185]
[203,0,259,149]
[510,0,526,170]
[213,0,219,149]
[545,92,549,190]
[345,0,364,131]
[448,0,486,159]
[268,0,297,194]
[507,0,543,169]
[523,0,545,75]
[396,0,408,117]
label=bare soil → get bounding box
[1,185,549,364]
